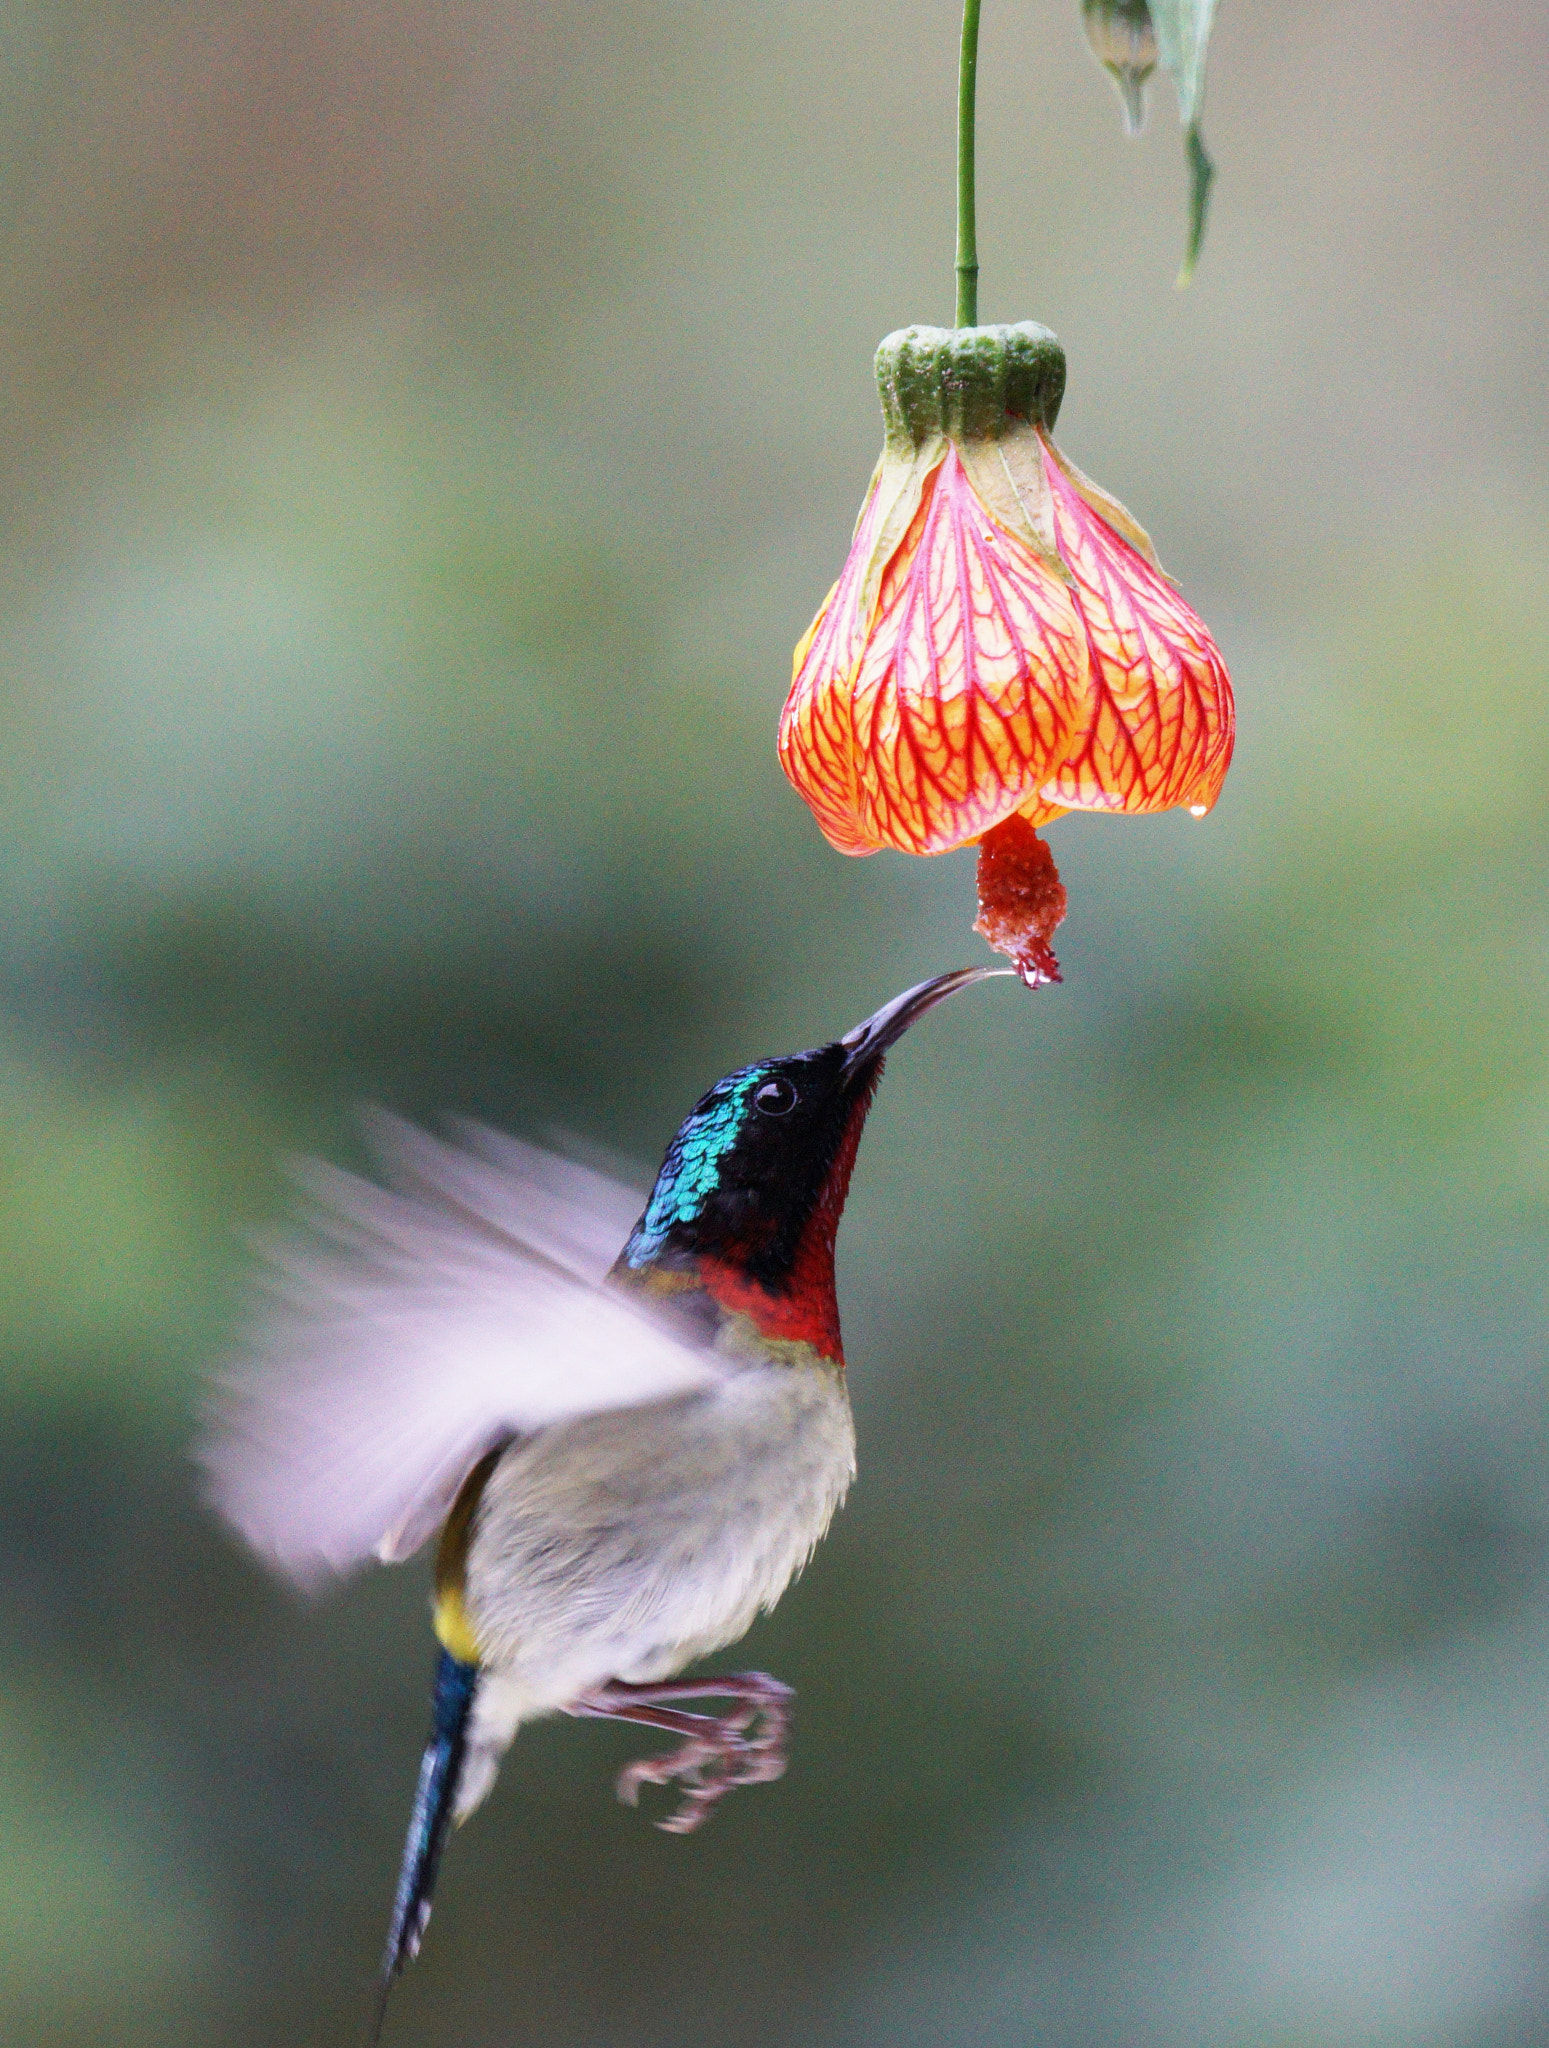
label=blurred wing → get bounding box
[197,1117,716,1592]
[369,1110,648,1284]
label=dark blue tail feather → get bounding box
[369,1649,480,2043]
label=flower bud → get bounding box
[1081,0,1157,137]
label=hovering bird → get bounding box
[200,965,1007,2031]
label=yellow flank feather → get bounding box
[433,1582,481,1664]
[433,1445,505,1665]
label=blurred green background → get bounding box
[3,1,1548,2043]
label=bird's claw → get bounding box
[613,1684,793,1834]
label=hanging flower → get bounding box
[778,321,1234,985]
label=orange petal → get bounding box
[845,451,1089,854]
[782,572,867,854]
[844,449,1088,854]
[779,471,893,856]
[781,440,954,856]
[1038,441,1235,817]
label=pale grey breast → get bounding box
[463,1352,857,1717]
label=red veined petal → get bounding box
[782,571,867,854]
[1039,442,1235,817]
[844,448,1088,854]
[780,461,923,856]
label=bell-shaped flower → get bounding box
[778,322,1234,982]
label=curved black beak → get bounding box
[839,965,1010,1084]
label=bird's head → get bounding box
[614,967,1004,1361]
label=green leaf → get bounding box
[1177,123,1215,286]
[1148,0,1217,126]
[1148,0,1219,283]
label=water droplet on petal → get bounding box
[1188,804,1208,818]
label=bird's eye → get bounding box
[754,1076,798,1116]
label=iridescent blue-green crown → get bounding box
[621,1066,765,1266]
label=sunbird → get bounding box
[200,966,1006,2033]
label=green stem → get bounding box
[955,0,981,327]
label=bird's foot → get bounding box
[566,1672,794,1835]
[613,1702,788,1836]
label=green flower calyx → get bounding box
[875,323,1067,451]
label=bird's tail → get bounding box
[369,1646,481,2044]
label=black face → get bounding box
[617,1039,876,1290]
